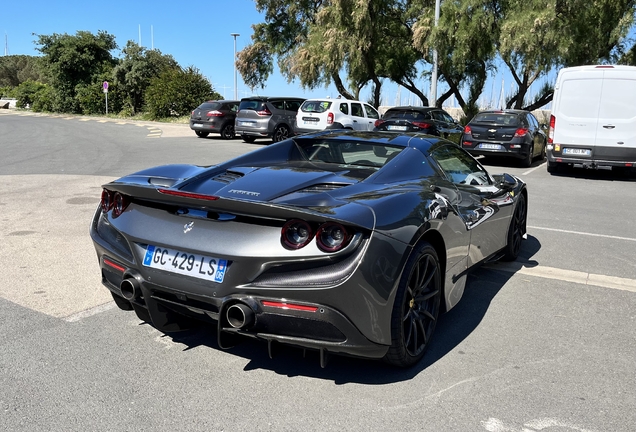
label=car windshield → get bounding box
[294,139,403,168]
[384,110,430,121]
[301,101,332,113]
[471,113,520,126]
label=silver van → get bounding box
[234,97,305,143]
[547,65,636,174]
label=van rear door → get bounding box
[553,68,603,149]
[594,69,636,160]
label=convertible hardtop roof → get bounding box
[293,129,444,152]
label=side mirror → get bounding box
[497,173,518,191]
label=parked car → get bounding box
[294,98,380,134]
[461,110,547,167]
[234,96,305,143]
[374,106,464,141]
[547,65,636,174]
[190,100,240,139]
[90,129,528,368]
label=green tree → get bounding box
[75,72,124,115]
[0,55,46,87]
[13,80,47,108]
[113,41,178,114]
[144,66,221,119]
[34,30,118,113]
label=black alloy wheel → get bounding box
[273,125,290,142]
[385,242,441,367]
[195,130,209,138]
[221,123,235,140]
[521,144,534,167]
[242,135,256,143]
[502,194,526,261]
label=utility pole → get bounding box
[231,33,240,100]
[429,0,441,107]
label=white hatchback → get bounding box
[294,98,380,134]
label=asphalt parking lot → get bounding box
[1,110,634,432]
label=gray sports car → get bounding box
[90,130,527,367]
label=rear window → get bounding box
[384,109,430,121]
[301,100,333,113]
[238,100,266,111]
[295,139,403,168]
[471,113,520,126]
[198,102,222,110]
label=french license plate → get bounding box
[563,148,591,156]
[239,121,254,127]
[143,245,228,283]
[303,120,318,125]
[478,143,502,150]
[193,123,203,127]
[387,125,408,131]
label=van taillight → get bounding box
[548,115,555,144]
[327,112,334,125]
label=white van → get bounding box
[547,65,636,173]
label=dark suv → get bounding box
[190,100,240,139]
[374,106,464,141]
[234,97,305,143]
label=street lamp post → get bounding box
[230,33,240,100]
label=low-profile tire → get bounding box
[384,241,442,368]
[112,292,134,311]
[502,193,526,261]
[273,125,290,142]
[195,130,209,138]
[220,123,235,140]
[521,144,534,167]
[242,134,256,143]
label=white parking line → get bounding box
[521,162,546,176]
[63,301,116,322]
[528,225,636,242]
[485,261,636,293]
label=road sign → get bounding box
[103,81,109,91]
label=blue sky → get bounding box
[2,0,611,109]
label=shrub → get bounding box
[144,66,221,119]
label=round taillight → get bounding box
[316,222,350,252]
[281,219,313,249]
[101,189,113,213]
[112,192,128,218]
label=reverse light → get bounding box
[514,128,528,137]
[281,219,313,249]
[327,112,334,125]
[548,115,555,144]
[101,189,113,212]
[112,192,130,218]
[316,222,351,252]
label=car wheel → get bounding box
[195,130,209,138]
[502,193,526,261]
[539,142,546,160]
[521,145,534,167]
[242,135,256,143]
[547,160,559,174]
[273,125,290,142]
[221,123,235,140]
[384,241,441,368]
